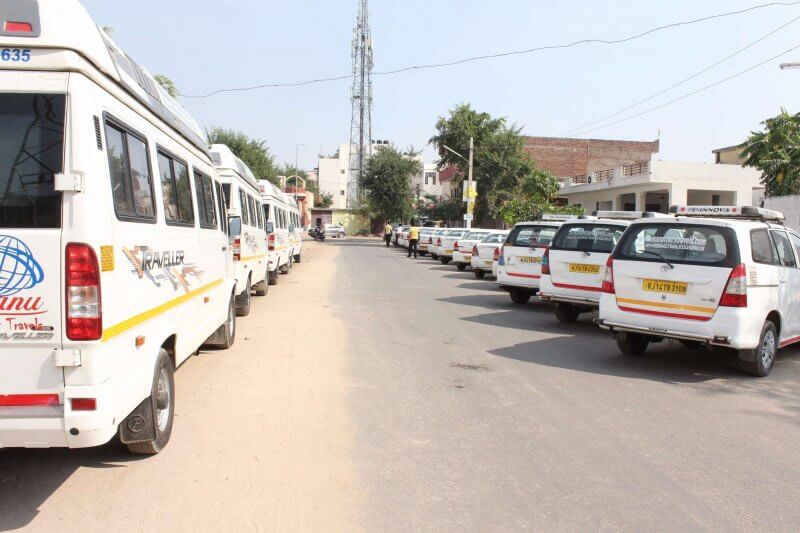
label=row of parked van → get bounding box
[0,1,306,455]
[394,206,799,378]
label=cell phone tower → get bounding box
[346,0,373,209]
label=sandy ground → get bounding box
[0,241,360,532]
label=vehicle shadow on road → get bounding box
[0,440,141,530]
[326,240,382,247]
[457,281,502,292]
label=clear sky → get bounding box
[82,0,800,171]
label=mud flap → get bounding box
[119,396,156,444]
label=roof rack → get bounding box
[669,205,785,223]
[593,210,670,220]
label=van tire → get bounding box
[616,333,650,356]
[126,349,175,455]
[509,289,531,304]
[440,257,451,265]
[739,320,777,377]
[456,263,467,271]
[555,303,581,323]
[475,270,486,280]
[279,259,290,274]
[236,277,252,317]
[419,252,427,257]
[293,252,301,263]
[268,268,279,286]
[254,270,268,296]
[204,293,236,349]
[431,254,439,260]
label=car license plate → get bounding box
[519,257,542,264]
[569,263,600,274]
[445,249,453,254]
[642,279,688,295]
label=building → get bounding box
[410,162,444,199]
[317,141,391,209]
[712,144,747,165]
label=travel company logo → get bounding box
[0,235,44,296]
[123,246,204,293]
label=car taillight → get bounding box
[493,247,500,261]
[233,237,241,261]
[454,241,459,252]
[268,233,275,251]
[436,238,442,246]
[541,247,551,275]
[472,245,479,255]
[720,263,748,307]
[601,256,615,294]
[428,237,433,244]
[66,243,102,341]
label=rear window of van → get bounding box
[551,224,625,253]
[507,225,558,247]
[614,223,740,267]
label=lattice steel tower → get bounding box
[347,0,374,208]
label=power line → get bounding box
[179,0,800,99]
[568,45,800,137]
[558,14,800,137]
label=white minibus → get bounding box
[259,180,301,284]
[0,0,237,454]
[211,144,268,313]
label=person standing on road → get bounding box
[384,222,393,247]
[407,221,420,259]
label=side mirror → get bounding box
[266,221,274,234]
[228,216,242,242]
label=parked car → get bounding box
[496,216,574,303]
[452,229,494,271]
[436,229,471,265]
[324,223,346,239]
[426,229,448,259]
[471,231,510,279]
[597,205,796,377]
[540,212,665,320]
[417,228,435,255]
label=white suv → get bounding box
[597,206,797,377]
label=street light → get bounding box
[440,137,475,229]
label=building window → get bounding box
[341,169,346,174]
[340,190,345,195]
[712,194,721,206]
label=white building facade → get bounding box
[557,160,764,213]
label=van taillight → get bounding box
[601,256,615,294]
[268,233,276,251]
[436,238,442,246]
[65,243,102,341]
[232,237,241,261]
[428,237,433,244]
[472,245,479,255]
[541,248,551,275]
[493,247,500,262]
[453,241,459,252]
[720,263,748,307]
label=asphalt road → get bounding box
[3,237,800,531]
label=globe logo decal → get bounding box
[0,235,45,297]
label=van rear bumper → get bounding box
[0,383,121,449]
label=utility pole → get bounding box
[441,136,475,228]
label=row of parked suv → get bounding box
[393,206,799,377]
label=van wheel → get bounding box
[431,254,439,260]
[126,349,175,455]
[456,263,467,271]
[268,268,279,286]
[555,303,580,323]
[740,321,777,377]
[509,289,531,304]
[440,257,451,265]
[236,277,252,317]
[293,252,302,263]
[617,333,650,356]
[254,269,268,297]
[279,259,290,274]
[475,270,486,280]
[419,252,427,257]
[204,292,236,349]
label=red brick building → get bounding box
[522,136,660,179]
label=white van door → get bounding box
[771,230,800,344]
[0,91,67,406]
[504,224,558,282]
[549,224,624,292]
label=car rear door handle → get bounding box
[222,246,228,251]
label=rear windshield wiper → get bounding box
[640,250,674,269]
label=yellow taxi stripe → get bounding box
[616,297,715,314]
[102,279,224,342]
[240,254,266,262]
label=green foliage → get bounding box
[359,145,422,222]
[417,196,463,224]
[429,103,537,222]
[318,192,334,208]
[499,199,584,226]
[743,108,800,197]
[206,127,279,185]
[154,75,179,98]
[498,169,584,225]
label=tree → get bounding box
[154,75,179,99]
[743,108,800,197]
[497,169,584,224]
[206,127,279,185]
[429,104,537,222]
[418,196,464,225]
[359,145,421,222]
